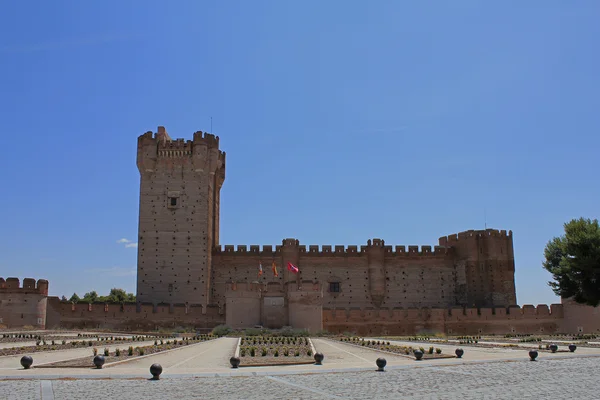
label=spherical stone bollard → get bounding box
[376,358,387,372]
[230,356,240,369]
[20,356,33,370]
[150,363,163,380]
[549,344,558,353]
[314,352,324,365]
[455,348,464,359]
[569,344,577,353]
[529,350,538,361]
[93,355,105,369]
[414,350,424,361]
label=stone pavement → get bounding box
[2,356,599,399]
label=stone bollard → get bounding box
[529,350,538,361]
[376,358,386,372]
[230,356,240,369]
[150,363,163,380]
[93,355,105,369]
[20,356,33,370]
[314,352,324,365]
[549,344,558,353]
[455,348,464,358]
[414,350,423,361]
[569,344,577,353]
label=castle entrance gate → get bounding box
[262,296,288,329]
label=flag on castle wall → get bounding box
[258,262,263,277]
[287,262,299,274]
[272,261,279,277]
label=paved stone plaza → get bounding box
[1,338,599,399]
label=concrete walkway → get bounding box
[0,340,158,371]
[2,336,600,381]
[363,337,600,361]
[110,337,238,374]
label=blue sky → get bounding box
[0,1,598,305]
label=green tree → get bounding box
[107,288,128,303]
[543,218,600,306]
[82,291,99,303]
[68,293,80,303]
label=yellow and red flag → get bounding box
[258,262,263,277]
[272,261,279,277]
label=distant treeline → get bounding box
[63,288,136,303]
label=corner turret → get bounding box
[439,229,516,307]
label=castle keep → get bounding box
[2,126,599,335]
[135,126,518,331]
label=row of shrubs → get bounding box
[93,346,146,357]
[36,340,68,346]
[1,334,42,339]
[519,337,543,342]
[240,337,309,346]
[153,337,213,346]
[211,325,311,338]
[357,339,443,355]
[239,347,313,357]
[77,333,177,339]
[92,337,205,358]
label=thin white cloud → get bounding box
[117,238,137,248]
[86,267,136,277]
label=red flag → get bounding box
[287,262,299,274]
[258,262,263,277]
[272,261,279,277]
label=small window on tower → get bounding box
[329,282,340,293]
[170,197,177,207]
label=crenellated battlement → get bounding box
[0,277,48,295]
[323,303,564,321]
[214,241,453,257]
[438,228,512,246]
[57,300,224,316]
[192,130,220,148]
[137,126,226,173]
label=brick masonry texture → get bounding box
[2,126,600,335]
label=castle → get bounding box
[1,126,599,334]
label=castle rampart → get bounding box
[2,276,597,335]
[46,298,225,331]
[0,277,49,295]
[214,243,453,257]
[322,303,565,336]
[0,277,49,329]
[7,128,600,336]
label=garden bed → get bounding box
[235,336,315,366]
[0,335,215,357]
[35,336,216,368]
[338,337,455,359]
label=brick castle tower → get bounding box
[136,126,225,307]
